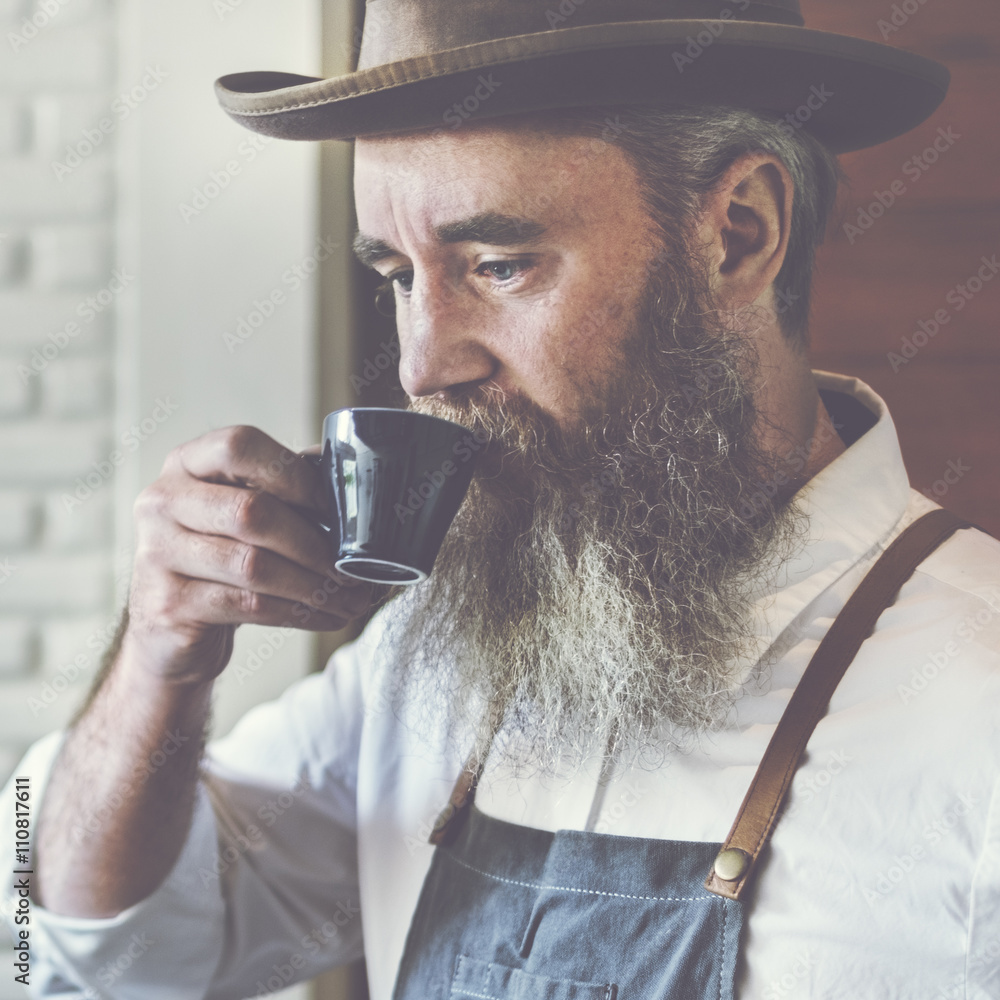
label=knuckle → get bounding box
[131,537,158,573]
[133,482,167,521]
[219,424,260,464]
[231,488,269,536]
[237,587,265,620]
[160,444,184,476]
[235,542,265,584]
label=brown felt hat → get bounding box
[215,0,949,153]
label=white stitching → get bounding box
[447,854,716,903]
[450,955,502,1000]
[718,903,727,1000]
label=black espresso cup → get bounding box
[316,408,479,584]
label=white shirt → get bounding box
[4,372,1000,1000]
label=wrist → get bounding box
[114,629,219,708]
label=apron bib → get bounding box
[394,806,739,999]
[390,510,968,1000]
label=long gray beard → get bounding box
[378,268,806,776]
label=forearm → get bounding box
[33,425,371,918]
[35,628,213,918]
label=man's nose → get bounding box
[397,276,497,398]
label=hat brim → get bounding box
[215,20,949,153]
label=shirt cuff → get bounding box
[3,734,226,1000]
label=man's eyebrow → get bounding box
[352,232,397,268]
[435,212,547,246]
[352,213,547,268]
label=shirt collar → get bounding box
[739,370,913,681]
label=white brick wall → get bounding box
[1,1,332,996]
[0,0,116,884]
[0,4,121,994]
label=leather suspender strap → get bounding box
[428,764,480,847]
[704,508,971,900]
[429,709,505,848]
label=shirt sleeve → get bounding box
[1,635,370,1000]
[967,773,1000,1000]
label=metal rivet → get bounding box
[714,847,750,882]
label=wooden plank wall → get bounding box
[801,0,1000,535]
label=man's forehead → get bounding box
[353,120,636,247]
[357,121,571,180]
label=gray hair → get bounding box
[557,105,843,346]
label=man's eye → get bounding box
[477,260,529,282]
[388,269,414,294]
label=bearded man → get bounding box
[4,2,1000,999]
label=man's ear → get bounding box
[695,153,793,312]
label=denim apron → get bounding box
[392,802,739,1000]
[389,510,968,1000]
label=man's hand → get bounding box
[35,426,372,918]
[127,425,372,683]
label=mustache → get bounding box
[406,386,594,478]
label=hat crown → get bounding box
[358,0,804,69]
